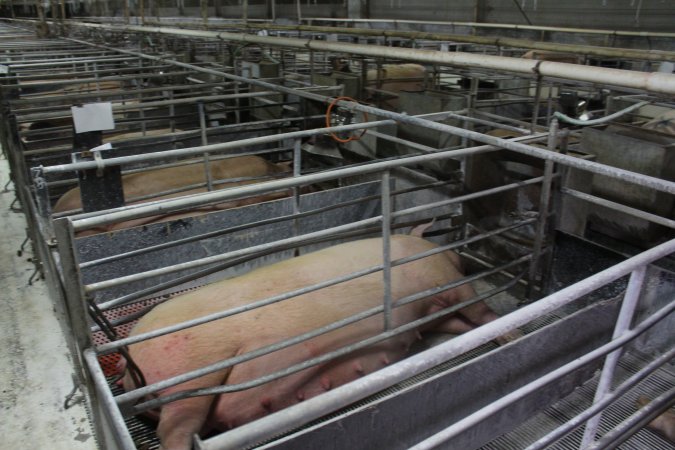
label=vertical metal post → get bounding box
[381,170,393,331]
[579,265,647,447]
[168,90,175,133]
[292,138,302,256]
[526,118,558,300]
[198,102,213,191]
[545,81,553,125]
[93,61,101,102]
[140,0,145,25]
[309,50,315,84]
[124,0,129,24]
[296,0,302,23]
[201,0,208,28]
[242,0,248,23]
[59,0,65,28]
[531,76,543,132]
[271,0,276,20]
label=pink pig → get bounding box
[122,234,518,449]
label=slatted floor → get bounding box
[482,351,675,450]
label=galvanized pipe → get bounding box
[301,17,675,39]
[67,22,675,94]
[82,178,456,275]
[61,117,674,236]
[83,349,137,450]
[81,174,545,294]
[382,170,393,331]
[199,238,675,450]
[119,259,530,414]
[233,21,675,62]
[562,188,675,229]
[524,348,675,450]
[50,41,675,196]
[579,265,647,447]
[95,217,535,354]
[586,387,675,450]
[409,300,675,450]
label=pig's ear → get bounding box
[409,218,436,237]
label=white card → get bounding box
[71,102,115,133]
[90,143,113,152]
[0,65,8,74]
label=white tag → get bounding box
[0,65,8,74]
[440,44,449,52]
[71,102,115,133]
[90,143,113,152]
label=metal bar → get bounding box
[524,348,675,450]
[586,387,675,450]
[64,119,675,231]
[382,170,393,331]
[83,349,137,450]
[200,238,675,450]
[578,265,648,447]
[81,176,546,294]
[49,41,675,194]
[526,118,558,299]
[561,187,675,229]
[82,178,455,274]
[46,61,675,199]
[408,298,675,450]
[96,219,535,353]
[119,259,530,414]
[64,23,675,93]
[197,101,213,191]
[296,17,675,39]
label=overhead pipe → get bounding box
[65,22,675,94]
[301,17,675,39]
[137,18,675,62]
[235,22,675,63]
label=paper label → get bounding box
[71,102,115,133]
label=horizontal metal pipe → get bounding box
[96,218,535,352]
[409,301,675,450]
[199,238,675,450]
[128,265,528,415]
[4,55,137,68]
[80,178,451,270]
[91,209,458,314]
[51,40,674,195]
[117,258,529,413]
[81,175,544,293]
[229,22,675,63]
[586,387,675,450]
[524,348,675,450]
[562,188,675,229]
[64,117,672,234]
[66,22,675,94]
[40,110,460,175]
[301,17,675,39]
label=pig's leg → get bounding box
[431,284,521,344]
[154,371,230,450]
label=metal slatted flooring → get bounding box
[482,351,675,450]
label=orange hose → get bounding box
[325,96,369,143]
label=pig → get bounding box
[366,63,426,110]
[637,396,675,443]
[53,155,290,236]
[121,234,520,450]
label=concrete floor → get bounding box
[0,155,98,449]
